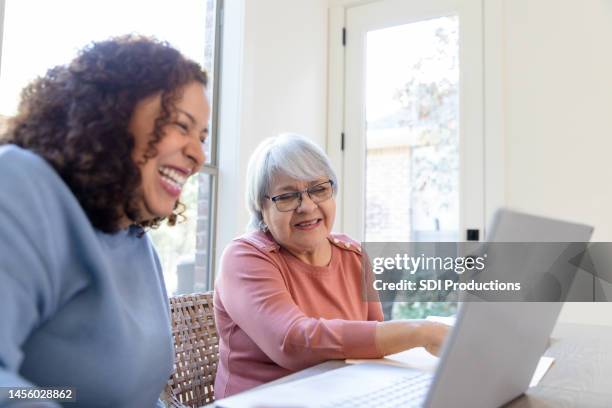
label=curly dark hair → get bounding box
[1,35,208,233]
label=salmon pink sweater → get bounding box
[213,231,384,399]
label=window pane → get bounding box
[364,16,460,320]
[365,16,460,243]
[0,0,210,116]
[149,173,213,295]
[0,0,218,295]
[195,172,214,292]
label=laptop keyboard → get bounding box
[320,371,432,408]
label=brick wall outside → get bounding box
[0,115,8,136]
[365,146,413,242]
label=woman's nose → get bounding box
[296,192,317,212]
[185,138,205,171]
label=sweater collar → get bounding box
[239,230,361,255]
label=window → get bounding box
[0,0,221,295]
[364,17,460,244]
[341,0,485,319]
[364,18,460,320]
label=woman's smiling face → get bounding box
[262,174,336,257]
[129,81,210,224]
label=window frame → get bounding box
[0,1,5,82]
[200,0,223,291]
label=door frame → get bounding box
[327,0,505,240]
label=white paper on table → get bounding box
[529,356,554,387]
[346,347,439,373]
[346,352,554,387]
[425,315,457,326]
[346,314,555,387]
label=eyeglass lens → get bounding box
[273,181,333,211]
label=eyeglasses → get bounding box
[265,180,334,212]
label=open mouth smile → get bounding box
[158,165,189,197]
[294,218,322,230]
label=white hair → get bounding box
[245,133,338,231]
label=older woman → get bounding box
[214,134,448,398]
[0,36,209,407]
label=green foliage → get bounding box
[393,17,459,223]
[389,17,461,321]
[394,301,457,319]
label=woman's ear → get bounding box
[260,208,269,232]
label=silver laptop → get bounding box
[216,209,593,408]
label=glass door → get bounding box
[364,16,460,242]
[342,0,484,319]
[343,0,484,244]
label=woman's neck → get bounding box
[286,238,332,267]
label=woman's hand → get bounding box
[419,321,450,357]
[375,320,451,357]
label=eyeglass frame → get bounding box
[264,180,335,212]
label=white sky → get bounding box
[0,0,207,115]
[366,16,458,122]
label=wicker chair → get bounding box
[163,292,219,407]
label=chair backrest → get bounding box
[164,292,219,407]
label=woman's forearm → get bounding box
[375,320,449,356]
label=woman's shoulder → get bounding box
[217,231,284,287]
[228,230,281,254]
[328,232,362,256]
[1,144,49,168]
[0,144,91,240]
[0,144,69,197]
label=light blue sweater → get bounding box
[0,145,173,407]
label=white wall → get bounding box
[498,0,612,326]
[241,0,328,149]
[216,0,329,267]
